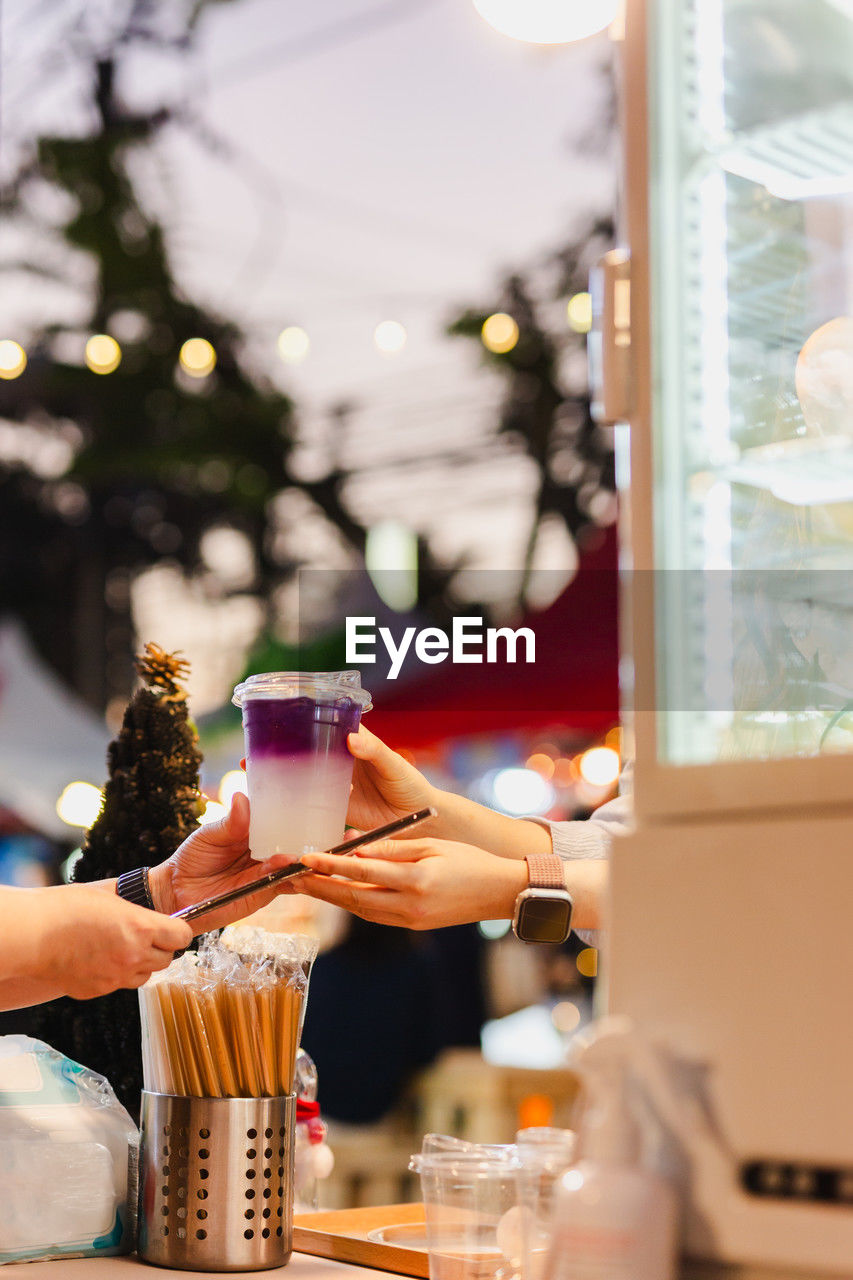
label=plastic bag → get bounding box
[0,1035,138,1265]
[138,928,318,1098]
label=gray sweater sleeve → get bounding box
[526,762,633,860]
[524,763,634,944]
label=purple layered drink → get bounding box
[232,672,372,860]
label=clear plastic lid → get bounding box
[515,1126,576,1172]
[409,1140,519,1175]
[232,670,372,711]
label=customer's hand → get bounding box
[296,836,528,930]
[346,726,437,831]
[149,792,297,930]
[345,726,556,860]
[34,884,192,998]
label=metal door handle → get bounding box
[589,248,632,425]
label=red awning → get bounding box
[367,526,619,749]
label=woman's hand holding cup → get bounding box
[345,725,439,834]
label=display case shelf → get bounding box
[720,102,853,200]
[721,435,853,507]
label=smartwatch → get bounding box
[116,866,154,910]
[512,854,573,945]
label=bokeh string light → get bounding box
[10,298,593,376]
[179,336,217,377]
[491,766,555,815]
[373,319,407,354]
[525,751,556,779]
[481,312,519,354]
[277,325,311,365]
[85,333,121,374]
[56,780,103,827]
[218,769,249,806]
[0,340,27,379]
[578,745,621,788]
[566,291,593,334]
[552,756,578,787]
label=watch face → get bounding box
[517,892,572,944]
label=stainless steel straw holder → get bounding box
[138,1091,295,1272]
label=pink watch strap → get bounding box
[525,853,566,890]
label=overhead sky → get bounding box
[1,0,617,709]
[165,0,614,387]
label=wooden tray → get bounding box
[293,1203,430,1278]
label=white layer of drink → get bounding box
[246,754,354,860]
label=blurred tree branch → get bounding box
[0,0,458,709]
[447,213,617,610]
[1,0,618,708]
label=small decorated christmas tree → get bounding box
[31,643,203,1118]
[75,643,203,881]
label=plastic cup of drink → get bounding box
[231,670,372,861]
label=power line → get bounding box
[4,5,503,305]
[340,439,524,474]
[254,171,503,258]
[207,0,443,92]
[172,108,503,266]
[5,0,72,32]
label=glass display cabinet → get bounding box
[607,0,853,818]
[596,0,853,1271]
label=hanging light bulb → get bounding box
[472,0,620,44]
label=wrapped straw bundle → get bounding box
[139,928,318,1099]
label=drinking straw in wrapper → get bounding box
[139,929,318,1098]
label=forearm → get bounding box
[0,880,116,1005]
[561,858,607,932]
[0,880,192,1010]
[0,885,88,1000]
[441,850,605,930]
[425,786,553,858]
[0,974,67,1012]
[0,886,50,985]
[472,848,606,931]
[430,793,608,929]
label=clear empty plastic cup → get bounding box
[514,1128,576,1280]
[411,1147,521,1280]
[232,670,372,861]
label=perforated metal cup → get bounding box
[138,1092,295,1272]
